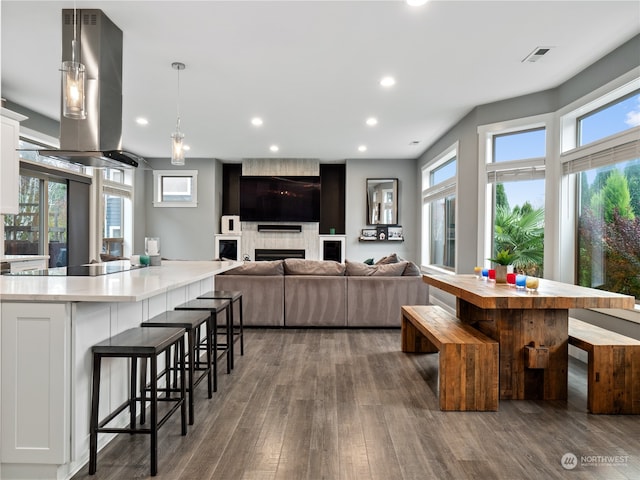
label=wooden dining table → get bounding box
[422,274,636,401]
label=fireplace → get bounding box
[255,249,305,261]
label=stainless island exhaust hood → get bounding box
[34,9,143,169]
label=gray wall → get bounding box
[417,34,640,326]
[140,156,418,263]
[345,158,418,263]
[141,157,221,260]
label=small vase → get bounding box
[495,264,508,283]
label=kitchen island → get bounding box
[0,260,241,480]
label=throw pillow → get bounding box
[376,253,399,265]
[222,259,284,275]
[283,258,346,276]
[402,261,421,276]
[345,260,408,276]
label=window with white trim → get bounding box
[100,166,133,258]
[422,144,457,270]
[479,120,547,276]
[561,83,640,301]
[153,170,198,207]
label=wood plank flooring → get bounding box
[73,328,640,480]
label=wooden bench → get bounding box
[568,317,640,414]
[401,305,499,411]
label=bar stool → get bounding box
[141,310,212,425]
[174,298,231,392]
[198,290,244,368]
[89,326,187,476]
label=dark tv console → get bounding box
[257,224,303,233]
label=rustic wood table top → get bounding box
[422,274,636,310]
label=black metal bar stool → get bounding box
[141,310,212,425]
[89,326,187,476]
[198,290,244,368]
[174,298,231,392]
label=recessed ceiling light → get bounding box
[366,117,378,126]
[380,76,396,88]
[406,0,428,6]
[270,145,279,152]
[358,145,367,152]
[135,117,148,125]
[251,117,263,126]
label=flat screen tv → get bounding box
[239,176,321,222]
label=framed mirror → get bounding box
[366,178,398,225]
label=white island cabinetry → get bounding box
[0,260,240,480]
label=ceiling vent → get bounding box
[522,47,553,63]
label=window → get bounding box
[422,145,457,270]
[561,80,640,302]
[18,138,83,173]
[578,90,640,146]
[3,171,69,267]
[101,167,133,259]
[480,119,548,276]
[576,159,639,297]
[153,170,198,207]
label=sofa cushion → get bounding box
[221,260,284,275]
[345,260,408,276]
[283,258,345,276]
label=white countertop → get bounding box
[0,260,241,302]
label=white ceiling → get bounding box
[2,1,639,162]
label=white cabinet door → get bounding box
[1,109,26,215]
[1,302,71,464]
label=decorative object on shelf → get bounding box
[387,226,403,241]
[359,226,404,242]
[61,3,86,119]
[488,248,517,283]
[171,62,186,166]
[360,228,377,240]
[221,215,241,234]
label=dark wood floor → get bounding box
[73,328,640,480]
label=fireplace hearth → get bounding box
[255,249,305,261]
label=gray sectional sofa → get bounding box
[215,257,429,327]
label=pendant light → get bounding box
[62,4,86,120]
[171,62,186,166]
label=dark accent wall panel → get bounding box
[319,163,345,234]
[68,180,90,266]
[222,162,345,234]
[222,163,241,215]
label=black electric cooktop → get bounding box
[5,264,146,277]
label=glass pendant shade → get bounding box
[170,62,187,165]
[171,130,185,166]
[62,60,86,119]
